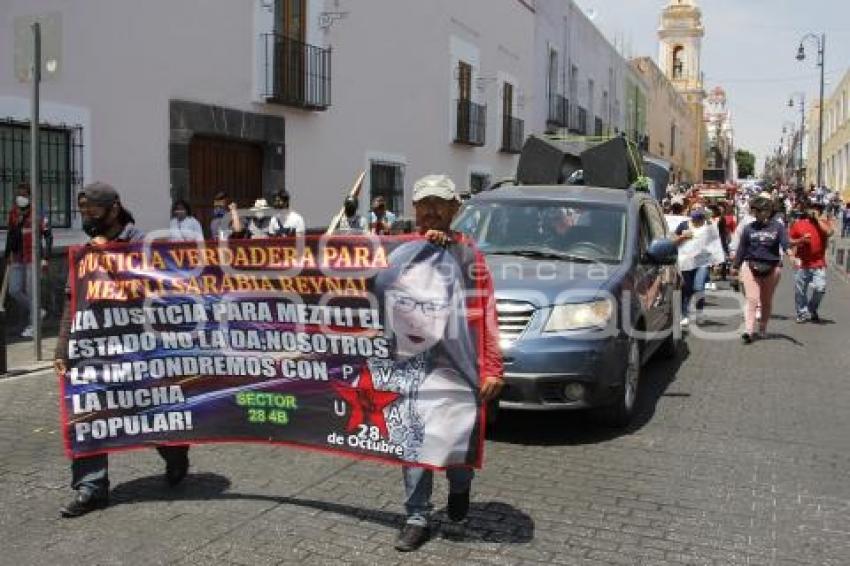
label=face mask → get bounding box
[213,206,225,218]
[82,216,109,238]
[15,196,30,208]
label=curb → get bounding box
[0,362,53,380]
[828,238,850,283]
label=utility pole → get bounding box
[796,33,826,188]
[30,22,42,361]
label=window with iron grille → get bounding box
[0,119,83,229]
[370,161,404,216]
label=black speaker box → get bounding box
[516,135,574,185]
[580,137,639,189]
[643,158,671,201]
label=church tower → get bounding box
[658,0,706,179]
[658,0,704,98]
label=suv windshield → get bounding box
[452,200,627,263]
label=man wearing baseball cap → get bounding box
[394,175,504,551]
[55,182,190,518]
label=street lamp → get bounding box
[795,32,826,188]
[788,92,805,188]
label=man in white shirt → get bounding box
[269,190,305,236]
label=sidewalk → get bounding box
[0,335,56,376]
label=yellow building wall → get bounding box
[807,69,850,199]
[631,57,700,183]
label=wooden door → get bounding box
[189,136,264,237]
[503,82,513,118]
[458,61,472,101]
[277,0,306,103]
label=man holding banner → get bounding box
[54,175,502,548]
[392,175,504,552]
[56,183,190,518]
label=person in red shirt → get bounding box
[3,182,52,337]
[789,201,834,322]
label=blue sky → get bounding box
[573,0,850,173]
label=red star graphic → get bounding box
[333,367,400,437]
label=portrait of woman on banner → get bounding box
[371,240,481,468]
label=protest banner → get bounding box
[677,222,726,272]
[60,236,488,469]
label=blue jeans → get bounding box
[8,262,33,326]
[72,446,189,497]
[794,267,827,317]
[681,265,710,317]
[402,466,474,526]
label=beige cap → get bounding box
[412,174,460,203]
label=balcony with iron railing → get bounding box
[547,93,569,128]
[262,33,331,110]
[501,116,524,154]
[571,106,588,135]
[455,99,486,146]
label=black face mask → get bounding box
[82,215,110,238]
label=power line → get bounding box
[704,69,843,85]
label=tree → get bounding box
[736,149,756,178]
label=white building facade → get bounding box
[1,0,651,246]
[0,0,535,242]
[531,0,636,140]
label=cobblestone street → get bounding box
[0,267,848,565]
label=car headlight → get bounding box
[543,300,614,332]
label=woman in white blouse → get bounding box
[169,199,204,241]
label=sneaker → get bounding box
[20,325,33,338]
[60,491,108,518]
[796,313,809,323]
[741,333,752,344]
[165,453,189,487]
[447,490,471,522]
[394,524,430,552]
[680,317,689,329]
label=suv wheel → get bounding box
[656,322,681,359]
[485,399,500,431]
[597,339,641,428]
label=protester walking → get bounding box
[209,191,232,240]
[841,202,850,238]
[169,199,204,241]
[789,201,834,323]
[55,182,190,518]
[269,190,305,237]
[393,175,503,552]
[370,196,397,235]
[731,196,789,344]
[4,182,52,337]
[673,204,713,327]
[335,196,368,234]
[231,198,273,239]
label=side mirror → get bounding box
[645,238,678,265]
